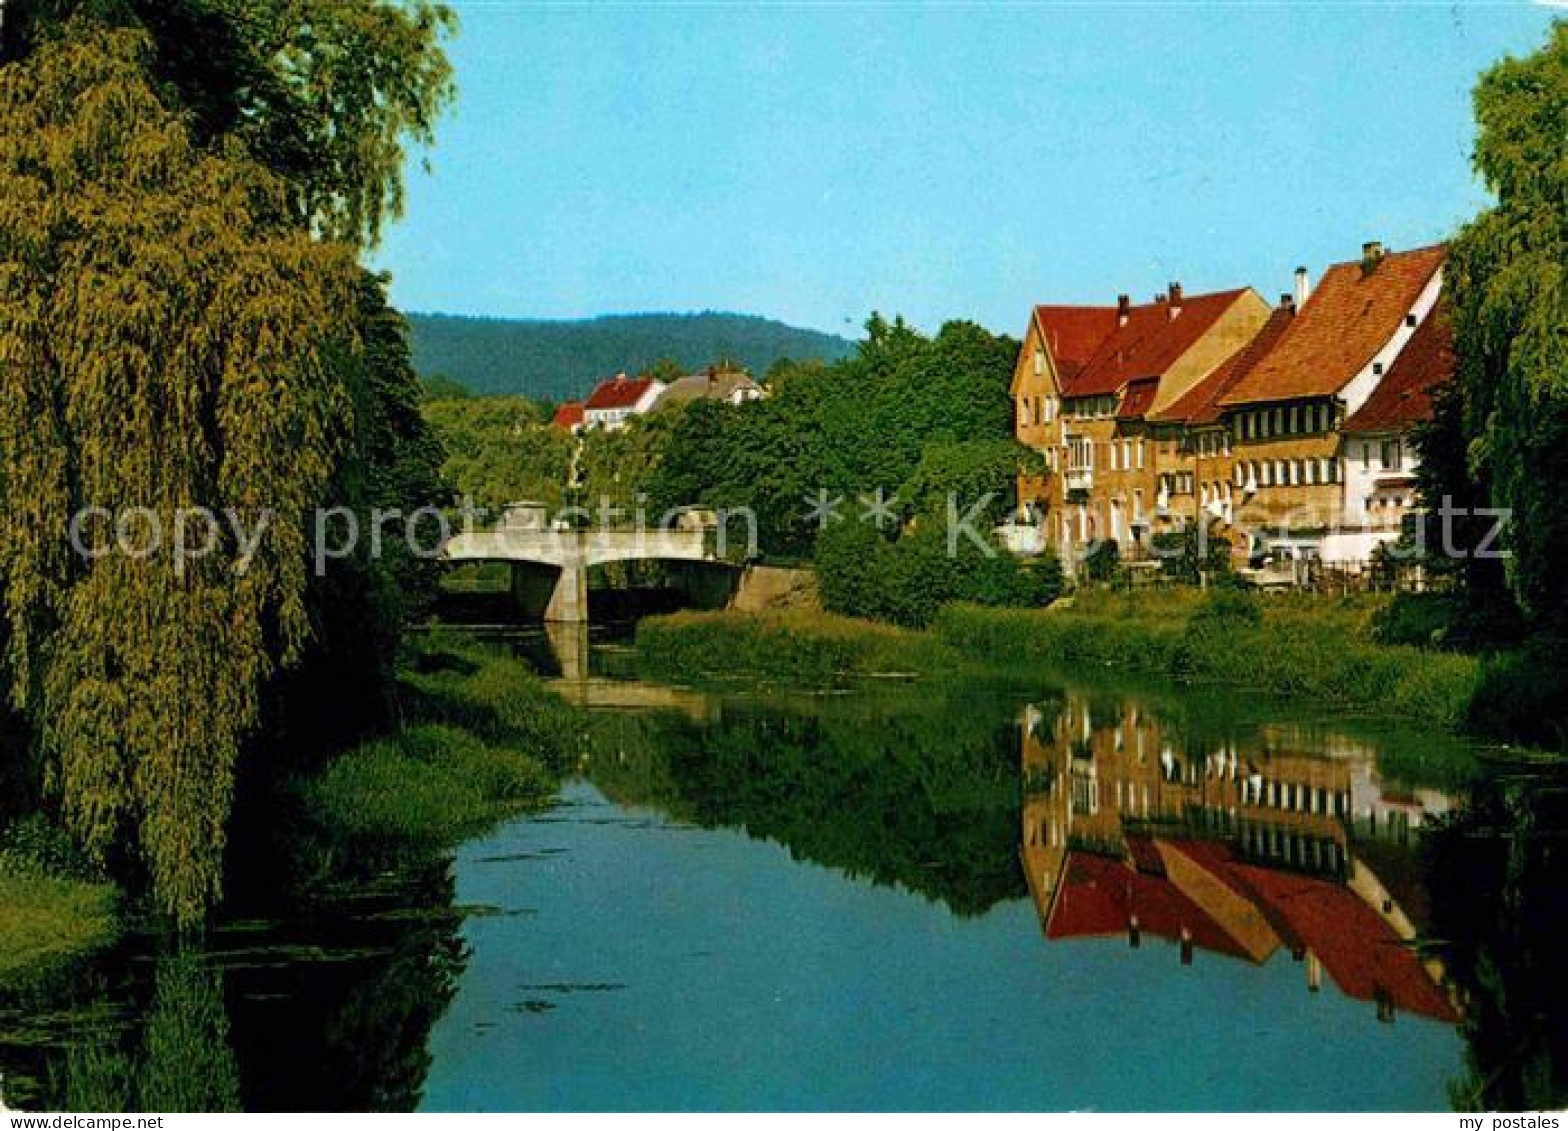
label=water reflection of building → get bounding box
[1019,694,1458,1025]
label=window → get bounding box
[1362,442,1372,471]
[1381,439,1401,469]
[1109,443,1119,471]
[1044,398,1056,424]
[1133,489,1144,520]
[1406,313,1418,327]
[1305,459,1317,486]
[1276,459,1288,485]
[1261,462,1273,487]
[1373,362,1384,376]
[1289,406,1300,433]
[1123,439,1133,469]
[1033,349,1045,376]
[1136,440,1145,469]
[1272,408,1283,435]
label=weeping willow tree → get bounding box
[0,27,361,925]
[1421,24,1567,635]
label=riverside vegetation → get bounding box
[637,586,1557,753]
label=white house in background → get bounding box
[1325,306,1455,564]
[652,367,765,410]
[581,372,666,430]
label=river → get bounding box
[1,626,1563,1112]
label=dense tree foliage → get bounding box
[421,395,571,512]
[815,519,1063,628]
[0,28,361,923]
[0,0,456,247]
[649,316,1031,560]
[406,311,854,401]
[0,4,453,925]
[1420,24,1567,636]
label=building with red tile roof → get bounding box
[551,400,585,432]
[1341,305,1453,435]
[1010,284,1270,562]
[582,373,666,430]
[1329,305,1456,560]
[1220,244,1445,410]
[1153,301,1298,429]
[1214,243,1446,569]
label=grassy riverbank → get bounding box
[0,822,118,982]
[636,590,1503,739]
[637,609,959,689]
[935,591,1485,733]
[292,633,583,848]
[1,634,582,982]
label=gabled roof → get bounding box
[1220,244,1445,408]
[1116,377,1160,420]
[551,400,584,429]
[1152,304,1297,426]
[1066,289,1253,398]
[1033,305,1121,380]
[1045,850,1254,962]
[1230,860,1458,1022]
[1342,307,1454,434]
[584,373,657,410]
[656,370,761,407]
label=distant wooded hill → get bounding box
[406,311,857,401]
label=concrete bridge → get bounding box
[441,504,738,623]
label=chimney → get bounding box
[1293,266,1310,308]
[1117,293,1131,326]
[1167,282,1183,319]
[1362,240,1386,275]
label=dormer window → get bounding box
[1406,314,1418,327]
[1373,362,1384,376]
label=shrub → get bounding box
[637,610,956,688]
[1465,644,1568,751]
[815,518,1055,629]
[1082,539,1120,583]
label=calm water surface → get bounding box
[2,627,1563,1111]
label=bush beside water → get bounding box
[637,610,959,689]
[637,588,1526,743]
[291,634,583,847]
[0,817,118,982]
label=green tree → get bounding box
[1,0,457,247]
[0,27,367,923]
[1421,24,1567,635]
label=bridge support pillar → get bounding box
[509,561,589,623]
[544,562,589,623]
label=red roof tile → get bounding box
[1034,305,1120,376]
[1116,377,1160,420]
[1230,861,1458,1023]
[1046,851,1254,962]
[1220,245,1445,407]
[1151,304,1297,426]
[551,401,584,429]
[1342,306,1454,434]
[584,373,657,410]
[1066,289,1252,398]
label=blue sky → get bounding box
[373,2,1561,338]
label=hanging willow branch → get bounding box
[0,25,358,926]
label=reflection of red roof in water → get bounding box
[1229,861,1458,1023]
[1045,851,1253,962]
[1045,839,1458,1024]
